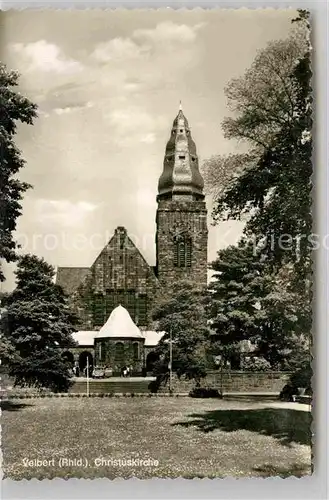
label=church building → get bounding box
[56,106,208,375]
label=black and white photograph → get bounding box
[0,8,312,480]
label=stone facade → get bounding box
[155,199,208,290]
[155,105,207,291]
[67,226,159,331]
[67,371,291,394]
[56,106,208,343]
[158,371,291,393]
[94,337,145,373]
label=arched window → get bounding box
[103,258,107,283]
[174,234,192,268]
[127,290,136,320]
[119,233,125,250]
[138,295,147,326]
[116,290,125,307]
[133,342,139,361]
[114,342,124,366]
[105,290,115,316]
[186,238,192,267]
[93,294,105,326]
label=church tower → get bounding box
[156,105,208,290]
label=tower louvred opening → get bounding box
[174,234,193,268]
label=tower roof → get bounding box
[94,305,144,340]
[158,105,204,199]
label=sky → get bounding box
[1,8,298,291]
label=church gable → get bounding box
[56,107,207,332]
[72,226,159,330]
[56,266,90,296]
[92,226,158,293]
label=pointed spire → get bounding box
[95,305,143,339]
[179,100,183,111]
[157,107,204,200]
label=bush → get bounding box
[243,357,271,372]
[148,373,168,393]
[289,364,312,390]
[279,363,312,401]
[189,387,223,399]
[279,384,296,401]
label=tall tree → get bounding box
[151,281,210,386]
[208,240,268,346]
[256,264,311,369]
[3,254,77,392]
[207,11,312,277]
[0,63,37,281]
[202,20,308,199]
[209,241,310,369]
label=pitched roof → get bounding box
[143,330,166,347]
[94,305,144,340]
[105,226,158,282]
[56,267,90,295]
[70,327,165,347]
[72,331,96,346]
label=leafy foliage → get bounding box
[203,22,308,196]
[255,264,311,369]
[205,11,312,372]
[289,362,312,390]
[2,254,78,392]
[208,242,311,369]
[0,64,37,281]
[152,281,210,384]
[208,240,269,346]
[202,152,257,200]
[222,36,306,148]
[189,387,222,399]
[210,12,312,278]
[243,357,271,372]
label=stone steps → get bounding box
[69,380,152,394]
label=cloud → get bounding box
[8,22,206,154]
[38,110,50,118]
[133,21,205,43]
[91,22,205,64]
[35,199,98,227]
[140,133,156,144]
[105,107,166,146]
[107,107,155,131]
[91,37,146,63]
[89,21,205,92]
[53,101,94,115]
[9,21,205,118]
[10,40,83,74]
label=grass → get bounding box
[1,398,311,479]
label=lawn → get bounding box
[1,397,312,479]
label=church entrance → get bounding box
[146,351,160,374]
[79,351,94,377]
